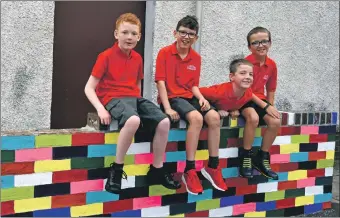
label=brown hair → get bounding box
[229,59,253,74]
[115,13,141,32]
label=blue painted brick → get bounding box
[220,195,244,207]
[314,193,332,204]
[34,207,70,217]
[332,112,338,125]
[237,117,245,127]
[252,137,262,147]
[87,144,116,157]
[290,152,309,162]
[222,167,238,178]
[1,175,14,188]
[268,172,288,182]
[1,136,35,150]
[256,201,276,211]
[304,203,323,214]
[168,130,186,142]
[86,191,119,204]
[111,209,141,217]
[188,189,212,203]
[166,151,186,162]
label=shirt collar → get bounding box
[248,53,269,66]
[113,42,133,59]
[171,41,192,61]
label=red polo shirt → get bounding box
[245,54,277,100]
[155,42,201,102]
[200,82,253,111]
[91,42,143,106]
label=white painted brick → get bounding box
[257,182,278,193]
[141,206,170,217]
[305,186,324,196]
[219,147,238,158]
[209,206,233,217]
[317,142,335,151]
[127,142,151,154]
[273,136,291,145]
[288,112,295,125]
[325,167,334,176]
[121,176,135,189]
[15,172,52,187]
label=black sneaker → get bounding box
[252,149,278,180]
[239,148,253,178]
[147,165,181,189]
[105,163,127,194]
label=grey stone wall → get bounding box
[151,1,339,121]
[1,1,55,131]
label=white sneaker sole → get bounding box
[181,175,202,195]
[201,168,226,191]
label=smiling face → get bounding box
[173,26,198,50]
[114,21,141,54]
[229,64,254,89]
[248,31,271,58]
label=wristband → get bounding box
[263,103,271,111]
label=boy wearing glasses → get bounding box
[155,15,228,195]
[238,26,281,180]
[85,13,180,194]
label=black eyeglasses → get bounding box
[177,30,197,39]
[250,39,270,47]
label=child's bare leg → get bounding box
[204,110,220,157]
[261,115,281,151]
[152,118,170,168]
[241,108,259,150]
[185,110,203,161]
[115,115,140,164]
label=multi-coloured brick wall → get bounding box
[1,112,338,217]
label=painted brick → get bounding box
[291,135,310,143]
[186,210,209,217]
[35,159,71,173]
[280,143,299,154]
[290,152,309,162]
[141,206,170,217]
[52,193,86,208]
[278,181,297,190]
[236,185,257,195]
[53,146,87,159]
[35,134,72,148]
[70,203,103,217]
[295,195,314,206]
[300,126,319,135]
[52,169,88,183]
[149,185,177,197]
[256,201,276,211]
[2,136,35,150]
[196,199,220,211]
[127,142,151,155]
[1,150,15,163]
[1,162,34,176]
[34,207,70,217]
[168,130,186,142]
[309,134,328,143]
[111,209,141,217]
[14,196,52,213]
[314,193,332,204]
[15,147,52,162]
[1,201,14,216]
[304,203,323,214]
[86,191,119,204]
[257,182,278,193]
[308,151,326,161]
[14,172,52,187]
[88,144,116,157]
[133,196,161,210]
[232,202,256,216]
[317,159,334,168]
[276,198,295,209]
[317,142,335,151]
[1,186,34,202]
[71,157,104,169]
[2,175,14,188]
[305,186,324,196]
[166,151,186,162]
[209,206,233,217]
[265,190,285,201]
[71,179,104,194]
[72,133,104,146]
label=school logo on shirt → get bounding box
[187,65,196,71]
[263,75,269,80]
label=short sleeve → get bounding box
[91,53,108,79]
[266,62,277,92]
[138,56,144,80]
[155,49,166,82]
[192,56,201,87]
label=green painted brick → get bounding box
[35,134,72,148]
[291,135,310,143]
[149,185,176,196]
[71,157,104,169]
[328,134,336,141]
[266,208,285,217]
[1,186,34,202]
[220,129,239,147]
[265,190,285,201]
[285,188,305,198]
[239,128,262,138]
[1,150,15,163]
[104,156,115,167]
[317,159,334,169]
[104,155,134,167]
[196,199,220,211]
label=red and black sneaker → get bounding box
[201,167,228,191]
[181,169,203,195]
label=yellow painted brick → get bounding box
[124,164,149,176]
[105,133,134,144]
[245,212,266,217]
[295,195,314,207]
[14,197,51,213]
[280,144,300,154]
[326,150,335,159]
[230,118,237,127]
[168,214,184,217]
[35,134,72,148]
[195,150,209,160]
[71,203,103,217]
[288,170,307,181]
[34,159,71,173]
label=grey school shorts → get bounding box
[105,97,167,130]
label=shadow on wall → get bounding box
[12,65,36,107]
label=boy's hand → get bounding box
[97,107,111,125]
[265,105,280,119]
[165,108,180,121]
[199,97,210,111]
[218,110,229,118]
[230,110,240,119]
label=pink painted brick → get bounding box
[133,196,161,210]
[297,177,316,188]
[15,148,52,162]
[134,153,165,164]
[301,126,319,135]
[71,179,104,194]
[177,160,204,173]
[270,154,290,164]
[232,202,256,215]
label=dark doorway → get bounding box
[51,1,146,129]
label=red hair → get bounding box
[116,13,141,32]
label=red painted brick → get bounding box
[308,151,326,161]
[307,169,325,177]
[1,162,34,175]
[53,169,88,183]
[186,210,209,217]
[52,193,86,208]
[269,145,280,155]
[280,127,301,136]
[103,199,133,214]
[165,142,178,152]
[278,181,297,190]
[1,201,14,216]
[199,129,208,140]
[72,133,104,146]
[323,202,332,209]
[225,177,248,187]
[276,198,295,209]
[227,138,242,148]
[270,164,280,172]
[309,134,328,143]
[279,162,299,172]
[236,185,257,195]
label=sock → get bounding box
[208,156,219,169]
[184,160,195,173]
[113,162,124,170]
[151,164,163,171]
